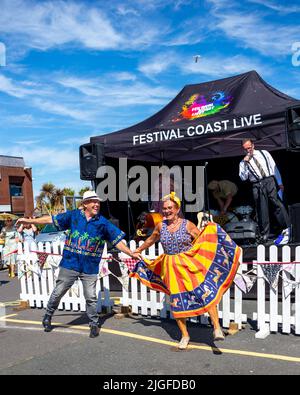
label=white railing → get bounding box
[15,240,247,329]
[17,241,113,313]
[9,241,300,337]
[253,245,300,338]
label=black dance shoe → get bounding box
[42,314,52,332]
[89,323,100,338]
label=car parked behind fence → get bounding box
[35,224,66,244]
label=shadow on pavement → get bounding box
[126,315,225,353]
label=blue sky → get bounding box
[0,0,300,199]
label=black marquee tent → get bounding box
[82,70,300,247]
[90,70,300,162]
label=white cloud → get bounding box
[0,70,177,128]
[207,0,299,57]
[138,52,177,78]
[0,73,56,100]
[108,72,137,82]
[4,145,78,172]
[0,0,205,62]
[56,77,103,98]
[0,74,34,98]
[55,74,176,107]
[182,55,271,78]
[138,51,270,79]
[32,98,97,122]
[248,0,300,14]
[59,135,92,146]
[0,0,124,51]
[1,113,36,126]
[0,0,174,58]
[14,138,42,146]
[116,5,140,16]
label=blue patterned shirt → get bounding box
[52,209,125,274]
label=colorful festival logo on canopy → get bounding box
[172,91,233,122]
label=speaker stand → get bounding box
[126,176,136,240]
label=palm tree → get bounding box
[63,188,75,197]
[52,188,65,213]
[79,187,91,196]
[36,183,77,215]
[36,183,56,214]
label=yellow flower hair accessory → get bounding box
[162,191,181,208]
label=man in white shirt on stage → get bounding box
[239,138,290,245]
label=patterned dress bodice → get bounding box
[160,219,193,255]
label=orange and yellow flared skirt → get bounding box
[130,223,241,319]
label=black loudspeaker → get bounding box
[286,106,300,148]
[289,203,300,243]
[79,143,105,180]
[224,220,258,245]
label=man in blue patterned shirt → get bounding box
[17,191,137,338]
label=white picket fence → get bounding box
[17,241,113,313]
[2,241,300,337]
[13,240,247,329]
[253,245,300,338]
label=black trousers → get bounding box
[252,177,290,238]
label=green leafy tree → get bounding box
[36,184,77,215]
[62,188,76,210]
[79,187,91,196]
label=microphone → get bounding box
[244,153,252,162]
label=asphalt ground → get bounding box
[1,268,300,378]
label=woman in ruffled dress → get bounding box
[131,192,241,350]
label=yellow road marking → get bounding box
[0,314,18,319]
[0,300,22,307]
[1,315,300,364]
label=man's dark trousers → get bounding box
[252,176,290,238]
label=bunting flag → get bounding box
[234,271,257,294]
[117,260,130,292]
[282,262,296,278]
[17,262,27,280]
[261,263,282,291]
[99,260,110,279]
[98,258,130,292]
[35,251,49,269]
[44,254,62,270]
[17,252,38,279]
[281,263,296,298]
[17,260,41,278]
[16,251,62,280]
[122,258,139,272]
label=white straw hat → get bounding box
[82,191,102,202]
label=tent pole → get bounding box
[204,162,210,214]
[126,175,134,240]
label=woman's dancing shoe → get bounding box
[213,328,225,341]
[178,336,190,350]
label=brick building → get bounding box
[0,155,34,216]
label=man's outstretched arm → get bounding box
[16,216,53,226]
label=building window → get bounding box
[10,183,23,197]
